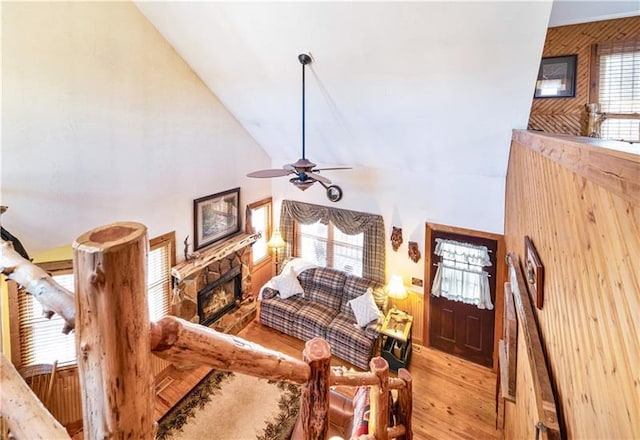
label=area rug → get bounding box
[156,370,301,440]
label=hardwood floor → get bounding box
[239,319,500,440]
[125,318,499,440]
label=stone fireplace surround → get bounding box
[170,233,259,330]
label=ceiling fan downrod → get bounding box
[299,53,312,161]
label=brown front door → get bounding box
[429,294,495,368]
[427,228,497,368]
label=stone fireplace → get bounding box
[198,265,242,326]
[170,233,259,329]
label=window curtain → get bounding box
[279,200,385,284]
[431,238,493,310]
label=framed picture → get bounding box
[524,236,544,309]
[534,55,577,98]
[193,187,240,250]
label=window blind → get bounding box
[18,272,76,367]
[598,40,640,141]
[148,236,173,322]
[16,233,174,368]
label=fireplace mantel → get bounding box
[171,232,260,282]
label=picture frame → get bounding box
[534,55,577,98]
[524,236,544,309]
[193,187,240,250]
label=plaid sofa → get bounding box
[259,266,387,369]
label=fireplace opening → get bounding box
[198,265,242,327]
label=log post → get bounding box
[73,222,154,440]
[397,368,413,439]
[369,356,390,440]
[0,353,70,439]
[300,338,332,440]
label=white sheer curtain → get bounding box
[431,238,493,310]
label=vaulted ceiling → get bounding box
[135,1,554,178]
[133,1,637,236]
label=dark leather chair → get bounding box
[290,387,357,439]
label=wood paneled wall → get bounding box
[391,291,424,346]
[504,130,640,438]
[528,16,640,135]
[45,353,172,427]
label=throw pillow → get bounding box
[348,287,383,327]
[273,265,304,299]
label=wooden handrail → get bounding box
[2,221,414,440]
[1,353,70,439]
[0,240,75,334]
[507,252,560,439]
[150,316,311,384]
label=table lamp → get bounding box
[267,230,286,274]
[386,274,408,311]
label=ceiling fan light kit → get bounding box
[247,53,351,203]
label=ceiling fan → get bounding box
[247,53,351,202]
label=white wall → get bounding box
[134,1,552,288]
[1,2,272,255]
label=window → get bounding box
[12,232,175,368]
[297,221,364,276]
[594,40,640,142]
[430,238,493,310]
[147,233,176,322]
[246,198,272,265]
[280,200,385,284]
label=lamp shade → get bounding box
[267,230,286,249]
[386,274,408,300]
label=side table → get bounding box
[380,308,413,372]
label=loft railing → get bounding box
[1,222,413,440]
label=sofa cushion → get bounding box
[348,288,383,327]
[297,267,347,311]
[341,275,387,315]
[259,296,308,335]
[326,312,380,370]
[273,265,305,299]
[291,302,339,341]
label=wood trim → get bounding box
[589,43,599,105]
[245,197,273,268]
[8,281,21,368]
[150,231,176,267]
[37,260,73,275]
[423,222,506,370]
[507,253,560,438]
[512,130,640,205]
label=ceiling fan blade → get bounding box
[309,172,332,185]
[247,169,293,178]
[312,167,353,172]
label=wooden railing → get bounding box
[1,222,413,440]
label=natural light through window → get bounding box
[430,239,493,310]
[298,221,363,276]
[598,40,640,142]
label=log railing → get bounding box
[0,222,413,440]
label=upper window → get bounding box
[247,198,272,265]
[594,39,640,142]
[13,232,175,368]
[279,200,385,284]
[297,221,364,276]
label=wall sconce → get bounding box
[267,230,286,274]
[408,241,421,263]
[391,227,403,252]
[386,274,408,303]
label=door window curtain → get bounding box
[279,200,385,284]
[431,238,493,310]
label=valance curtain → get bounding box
[431,238,493,310]
[279,200,385,284]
